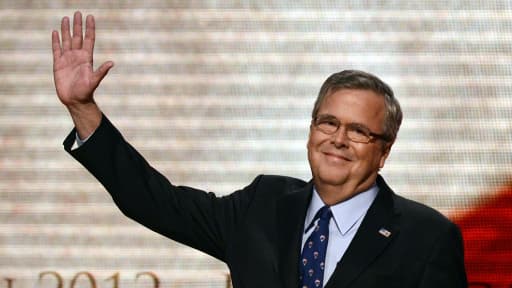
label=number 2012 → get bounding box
[3,271,232,288]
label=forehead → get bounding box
[318,89,386,130]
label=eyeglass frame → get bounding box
[311,114,391,144]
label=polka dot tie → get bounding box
[299,205,332,288]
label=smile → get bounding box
[323,151,352,162]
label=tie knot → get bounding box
[305,205,332,233]
[318,205,332,221]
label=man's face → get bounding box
[307,88,391,198]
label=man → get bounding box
[52,11,467,288]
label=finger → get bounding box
[93,61,114,87]
[83,15,95,57]
[61,16,71,51]
[51,30,62,62]
[71,11,83,50]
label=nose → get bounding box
[331,125,350,148]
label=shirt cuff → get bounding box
[75,131,94,148]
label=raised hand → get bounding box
[52,11,113,138]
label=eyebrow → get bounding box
[318,114,373,131]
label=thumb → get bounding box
[93,61,114,87]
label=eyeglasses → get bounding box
[312,114,389,144]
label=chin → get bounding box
[315,169,351,187]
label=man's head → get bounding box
[312,70,402,144]
[307,70,403,204]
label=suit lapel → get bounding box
[276,181,313,288]
[325,176,401,288]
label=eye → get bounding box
[355,128,366,135]
[316,116,337,126]
[326,119,338,127]
[314,115,340,134]
[349,124,370,136]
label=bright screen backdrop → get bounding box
[1,1,512,287]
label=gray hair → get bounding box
[312,70,403,143]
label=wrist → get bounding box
[66,101,102,140]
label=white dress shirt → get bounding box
[301,184,379,285]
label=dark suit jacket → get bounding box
[64,115,467,288]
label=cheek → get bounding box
[367,151,386,169]
[352,145,381,165]
[307,139,318,164]
[306,140,312,158]
[307,135,325,167]
[307,132,322,151]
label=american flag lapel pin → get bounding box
[378,228,392,238]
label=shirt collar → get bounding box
[305,184,379,236]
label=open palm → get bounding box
[52,12,112,107]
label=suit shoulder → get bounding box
[224,174,307,202]
[257,174,308,189]
[393,194,455,228]
[228,175,307,201]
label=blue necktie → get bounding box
[299,206,333,288]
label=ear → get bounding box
[379,142,393,168]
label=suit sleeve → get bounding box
[418,221,468,288]
[63,114,260,262]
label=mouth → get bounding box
[323,151,352,162]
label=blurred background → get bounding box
[1,1,512,287]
